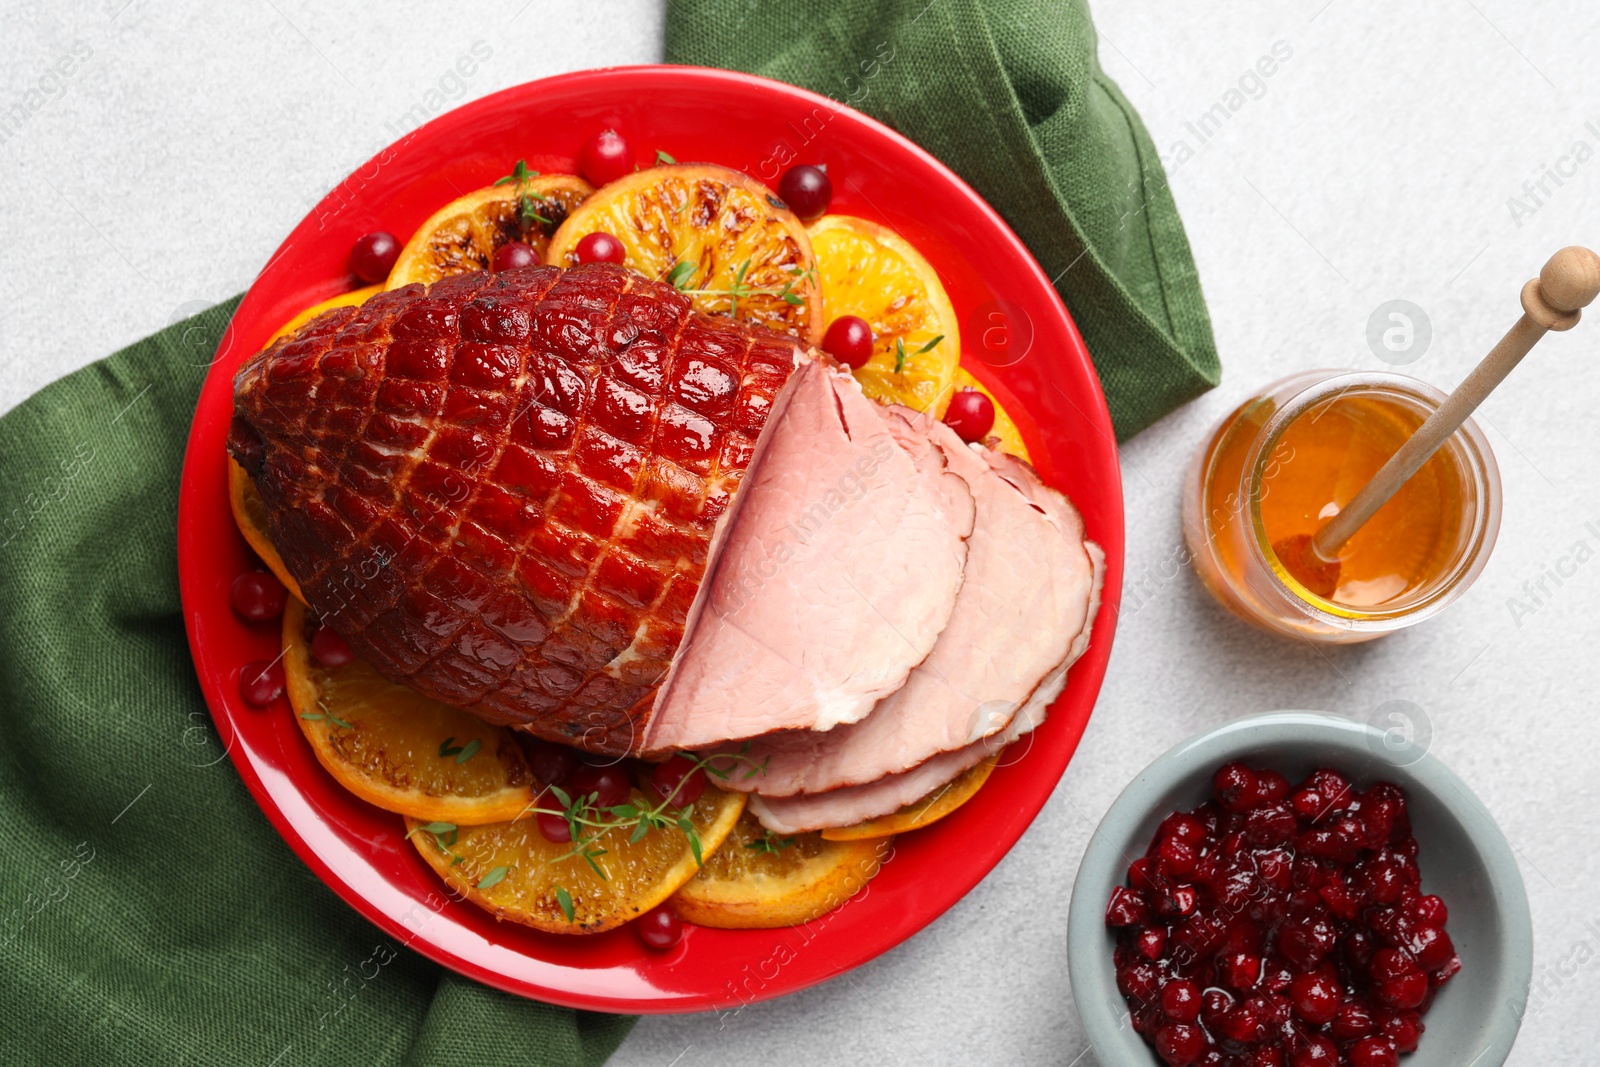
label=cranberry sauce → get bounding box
[1106,764,1458,1067]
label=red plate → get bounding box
[177,65,1124,1013]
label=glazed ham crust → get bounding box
[228,263,799,754]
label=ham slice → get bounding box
[721,415,1098,796]
[644,361,975,751]
[749,491,1106,835]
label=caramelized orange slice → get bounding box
[406,782,744,934]
[545,163,821,341]
[387,171,593,289]
[282,599,536,824]
[672,809,891,929]
[809,214,960,416]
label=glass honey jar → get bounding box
[1182,370,1502,642]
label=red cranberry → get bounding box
[1218,952,1260,991]
[310,625,353,667]
[1279,918,1336,971]
[943,388,995,443]
[1348,1037,1398,1067]
[821,315,874,369]
[636,903,683,950]
[1161,812,1209,845]
[1382,1011,1423,1053]
[350,231,399,283]
[1118,962,1160,1002]
[1107,886,1150,927]
[1255,769,1290,804]
[1369,947,1418,982]
[230,571,286,622]
[1307,769,1351,809]
[651,755,706,807]
[580,128,633,186]
[1217,1004,1264,1044]
[1249,1050,1285,1067]
[1404,924,1456,970]
[1333,1000,1378,1040]
[239,660,284,706]
[777,164,833,221]
[1154,1023,1205,1066]
[1214,762,1260,813]
[1135,926,1167,960]
[535,807,571,843]
[1288,972,1341,1024]
[1155,884,1198,918]
[567,764,631,810]
[1408,894,1449,926]
[494,241,539,271]
[1160,979,1202,1022]
[1201,989,1233,1027]
[1158,836,1198,878]
[1291,1035,1337,1067]
[526,741,577,788]
[1375,971,1428,1009]
[575,231,625,265]
[1290,788,1326,821]
[1244,804,1296,847]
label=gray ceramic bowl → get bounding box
[1067,710,1532,1066]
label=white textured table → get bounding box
[4,3,1596,1064]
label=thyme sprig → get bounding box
[300,700,353,729]
[669,261,816,317]
[494,158,550,231]
[895,334,945,374]
[745,829,796,855]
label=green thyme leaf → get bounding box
[407,822,457,839]
[655,149,677,165]
[438,737,459,758]
[629,821,650,844]
[745,830,796,855]
[555,886,575,923]
[548,786,572,809]
[916,334,945,354]
[453,738,481,764]
[895,339,909,374]
[665,260,695,289]
[476,865,509,890]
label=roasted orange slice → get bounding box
[282,599,536,824]
[406,780,744,934]
[672,809,891,929]
[821,757,997,841]
[544,163,821,341]
[953,367,1031,462]
[229,457,302,602]
[387,168,594,289]
[809,214,960,416]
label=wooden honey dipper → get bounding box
[1276,245,1600,599]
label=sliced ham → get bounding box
[643,361,975,752]
[721,414,1098,796]
[749,499,1106,835]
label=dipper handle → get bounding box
[1310,246,1600,563]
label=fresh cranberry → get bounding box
[777,164,833,221]
[636,903,684,950]
[239,660,284,706]
[580,128,633,186]
[1288,972,1341,1024]
[821,315,874,369]
[651,755,706,807]
[525,741,577,788]
[1154,1023,1205,1066]
[1107,886,1150,927]
[575,231,625,265]
[1291,1035,1337,1067]
[1348,1037,1398,1067]
[310,625,353,667]
[350,231,399,283]
[1135,926,1167,960]
[230,571,286,622]
[943,388,995,443]
[1158,836,1198,877]
[1333,1000,1378,1040]
[1382,1011,1423,1052]
[567,764,631,810]
[1161,979,1202,1022]
[1214,762,1260,813]
[535,807,571,843]
[494,241,539,271]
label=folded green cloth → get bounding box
[0,3,1215,1062]
[0,301,633,1065]
[666,0,1220,439]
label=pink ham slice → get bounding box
[749,483,1106,835]
[721,415,1099,796]
[643,361,975,752]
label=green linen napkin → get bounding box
[0,300,633,1065]
[0,2,1216,1062]
[666,0,1221,439]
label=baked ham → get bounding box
[229,262,1103,830]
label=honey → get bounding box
[1183,371,1501,642]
